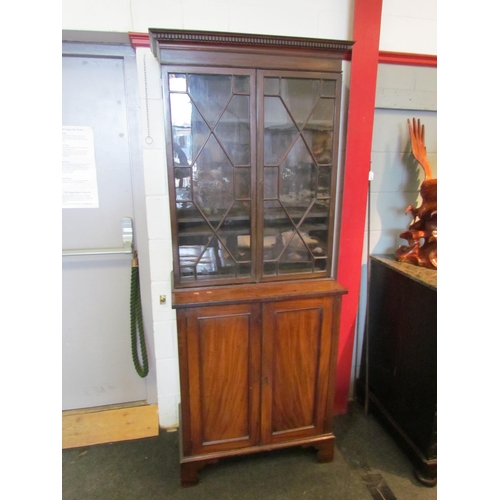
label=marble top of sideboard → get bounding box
[371,255,437,290]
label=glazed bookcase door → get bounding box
[164,67,341,287]
[257,70,341,281]
[163,67,257,287]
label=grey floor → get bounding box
[62,402,437,500]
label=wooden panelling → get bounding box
[176,282,343,485]
[261,297,335,444]
[271,307,320,432]
[184,303,261,455]
[199,313,250,443]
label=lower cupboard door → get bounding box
[184,303,261,455]
[261,297,335,444]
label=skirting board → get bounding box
[62,403,159,449]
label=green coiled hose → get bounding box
[130,251,149,378]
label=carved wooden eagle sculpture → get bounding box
[395,118,437,269]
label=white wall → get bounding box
[380,0,437,54]
[61,0,437,54]
[62,0,437,428]
[62,0,354,41]
[351,63,437,390]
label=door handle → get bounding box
[62,217,134,256]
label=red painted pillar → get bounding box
[334,0,383,414]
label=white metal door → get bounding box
[62,44,151,410]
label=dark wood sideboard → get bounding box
[357,255,437,486]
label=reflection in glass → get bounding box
[260,76,336,278]
[263,200,293,275]
[218,201,252,263]
[318,167,332,198]
[177,203,212,240]
[235,168,251,199]
[279,137,316,212]
[168,72,337,283]
[193,135,234,228]
[233,75,250,94]
[168,72,253,284]
[264,77,279,95]
[264,167,278,199]
[175,167,191,202]
[169,73,186,92]
[236,263,251,278]
[279,231,314,273]
[179,244,217,276]
[170,93,194,167]
[303,98,335,165]
[263,262,277,276]
[215,95,250,165]
[170,92,212,174]
[188,74,232,128]
[321,80,336,97]
[280,78,320,129]
[264,96,297,165]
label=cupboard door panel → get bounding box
[272,307,320,431]
[185,303,261,454]
[261,297,334,444]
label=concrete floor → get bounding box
[62,402,438,500]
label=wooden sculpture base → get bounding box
[395,229,437,270]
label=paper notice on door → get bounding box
[62,126,100,208]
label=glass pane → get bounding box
[303,98,335,165]
[216,235,236,276]
[309,198,330,217]
[280,78,320,129]
[280,231,313,260]
[264,167,278,199]
[188,74,232,128]
[198,243,219,276]
[321,79,336,97]
[236,263,251,278]
[279,137,316,215]
[264,96,297,165]
[218,201,251,263]
[264,77,279,95]
[177,203,213,244]
[193,135,234,229]
[318,167,331,198]
[169,73,186,92]
[215,95,250,165]
[235,168,251,199]
[179,243,217,277]
[233,75,250,94]
[175,167,191,201]
[299,200,330,258]
[263,200,294,274]
[278,229,326,275]
[170,93,211,167]
[170,93,193,165]
[278,230,315,275]
[314,257,328,271]
[263,262,277,276]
